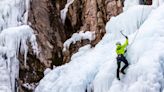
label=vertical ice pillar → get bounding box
[152,0,164,7]
[0,0,35,92]
[0,0,30,31]
[123,0,140,11]
[23,0,30,24]
[60,0,74,24]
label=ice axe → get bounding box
[120,30,127,37]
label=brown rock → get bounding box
[19,0,67,91]
[18,0,123,91]
[28,0,66,67]
[63,0,123,60]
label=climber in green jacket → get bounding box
[116,35,129,80]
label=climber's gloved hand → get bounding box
[125,49,127,53]
[125,36,128,39]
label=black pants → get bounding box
[116,54,129,79]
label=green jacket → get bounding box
[116,38,128,55]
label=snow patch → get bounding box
[63,31,95,51]
[22,83,38,90]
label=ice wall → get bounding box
[93,3,164,92]
[0,25,38,92]
[0,0,30,31]
[0,0,38,92]
[35,1,164,92]
[35,3,158,92]
[105,5,152,41]
[123,0,140,11]
[152,0,164,7]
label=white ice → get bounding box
[0,0,38,92]
[93,3,164,92]
[123,0,140,11]
[22,83,38,91]
[60,0,75,24]
[105,5,152,41]
[63,31,95,51]
[44,68,52,76]
[0,0,30,31]
[152,0,164,7]
[0,25,38,92]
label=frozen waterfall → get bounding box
[0,0,38,92]
[35,1,164,92]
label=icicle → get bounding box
[0,0,29,31]
[23,0,30,24]
[0,25,38,92]
[30,34,39,56]
[0,0,37,92]
[60,0,75,24]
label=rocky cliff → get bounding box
[19,0,123,91]
[63,0,123,63]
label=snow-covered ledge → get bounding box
[63,31,95,51]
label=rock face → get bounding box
[18,0,123,91]
[28,0,67,67]
[19,0,67,92]
[28,0,123,68]
[63,0,123,63]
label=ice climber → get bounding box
[115,35,129,80]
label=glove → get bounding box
[125,49,127,53]
[125,36,128,39]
